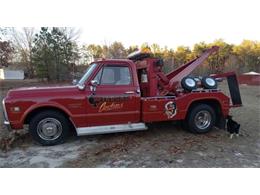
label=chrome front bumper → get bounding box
[2,98,11,130]
[3,120,11,130]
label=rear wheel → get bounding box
[29,110,70,146]
[184,104,216,133]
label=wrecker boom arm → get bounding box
[128,46,220,96]
[160,46,219,94]
[167,46,219,86]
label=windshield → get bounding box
[78,63,98,85]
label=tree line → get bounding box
[0,27,259,81]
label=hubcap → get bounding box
[37,118,62,141]
[205,78,215,86]
[185,78,196,87]
[194,110,211,129]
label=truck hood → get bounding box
[6,85,79,98]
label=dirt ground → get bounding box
[0,80,259,168]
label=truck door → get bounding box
[86,63,141,126]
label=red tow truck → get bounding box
[2,46,242,145]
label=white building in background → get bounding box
[242,71,260,75]
[0,69,24,80]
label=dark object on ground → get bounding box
[227,115,240,138]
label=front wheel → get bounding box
[29,110,70,146]
[184,104,216,133]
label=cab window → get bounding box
[94,65,132,85]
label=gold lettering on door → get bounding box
[98,102,123,112]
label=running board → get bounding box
[76,123,148,136]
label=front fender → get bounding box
[21,102,72,124]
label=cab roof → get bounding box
[93,58,134,64]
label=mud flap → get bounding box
[215,114,226,130]
[227,75,242,105]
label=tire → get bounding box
[181,76,197,92]
[201,76,217,89]
[29,110,70,146]
[185,104,216,133]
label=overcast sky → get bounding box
[1,0,260,48]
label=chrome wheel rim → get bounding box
[205,78,216,86]
[185,78,196,87]
[194,111,211,129]
[37,118,62,141]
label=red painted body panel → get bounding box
[141,91,230,122]
[5,85,89,129]
[85,87,140,126]
[84,60,141,126]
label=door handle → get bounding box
[124,91,135,94]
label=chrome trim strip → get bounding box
[2,98,9,122]
[124,91,135,94]
[142,96,176,100]
[191,89,220,92]
[76,123,147,136]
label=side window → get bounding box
[101,67,116,84]
[94,65,132,85]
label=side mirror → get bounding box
[90,80,98,87]
[72,79,78,85]
[77,83,85,90]
[90,80,98,92]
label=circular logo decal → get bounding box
[165,101,177,118]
